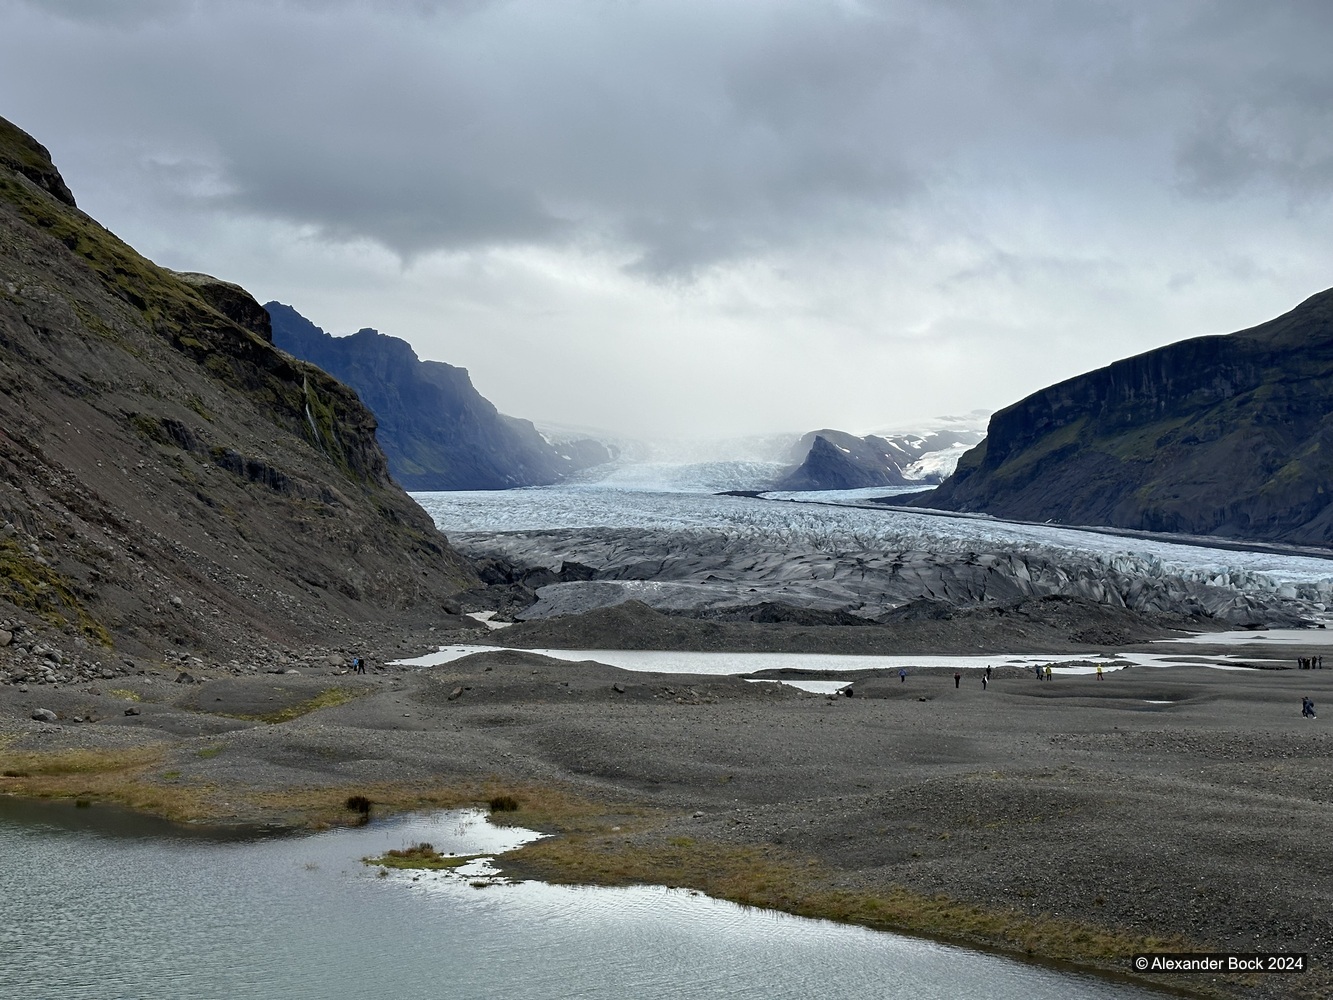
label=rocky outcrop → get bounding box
[0,115,477,659]
[776,424,986,491]
[915,290,1333,547]
[267,303,614,490]
[171,272,273,343]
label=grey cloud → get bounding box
[9,1,1333,274]
[19,0,186,26]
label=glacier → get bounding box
[414,473,1333,623]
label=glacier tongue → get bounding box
[414,486,1333,623]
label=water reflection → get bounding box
[0,799,1167,999]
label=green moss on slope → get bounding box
[0,539,110,645]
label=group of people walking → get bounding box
[1298,656,1323,669]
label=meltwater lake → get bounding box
[2,798,1170,999]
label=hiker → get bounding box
[899,667,907,683]
[1096,665,1104,680]
[354,655,366,675]
[1045,665,1052,681]
[982,674,988,691]
[1304,697,1317,719]
[954,671,961,689]
[985,665,992,680]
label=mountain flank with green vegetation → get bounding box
[917,290,1333,547]
[0,115,476,657]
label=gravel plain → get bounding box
[3,605,1332,999]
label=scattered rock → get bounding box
[0,629,11,647]
[447,687,464,701]
[124,706,141,716]
[175,671,196,684]
[613,682,626,693]
[31,708,57,722]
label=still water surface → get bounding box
[1,799,1167,999]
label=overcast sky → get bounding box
[4,0,1332,440]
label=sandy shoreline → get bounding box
[3,615,1331,1000]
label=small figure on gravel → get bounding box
[1096,665,1104,681]
[985,665,992,681]
[353,656,366,675]
[981,674,988,691]
[954,671,961,689]
[899,667,907,684]
[1303,697,1317,719]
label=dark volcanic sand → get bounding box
[4,619,1332,1000]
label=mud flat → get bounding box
[3,620,1331,1000]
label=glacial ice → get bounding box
[414,479,1333,623]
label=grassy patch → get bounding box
[194,744,224,759]
[0,538,111,645]
[365,842,481,871]
[108,689,141,702]
[226,687,366,725]
[0,745,218,822]
[500,821,1199,986]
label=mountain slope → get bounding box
[776,421,987,491]
[918,290,1333,547]
[267,304,613,491]
[0,116,477,658]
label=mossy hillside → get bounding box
[928,298,1333,544]
[0,538,110,645]
[984,415,1089,484]
[0,168,384,490]
[0,118,75,204]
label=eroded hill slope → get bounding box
[0,116,476,660]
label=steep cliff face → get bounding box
[921,289,1333,546]
[0,116,476,656]
[267,303,613,491]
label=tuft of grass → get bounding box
[365,842,481,871]
[109,689,141,702]
[489,794,520,812]
[194,745,224,759]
